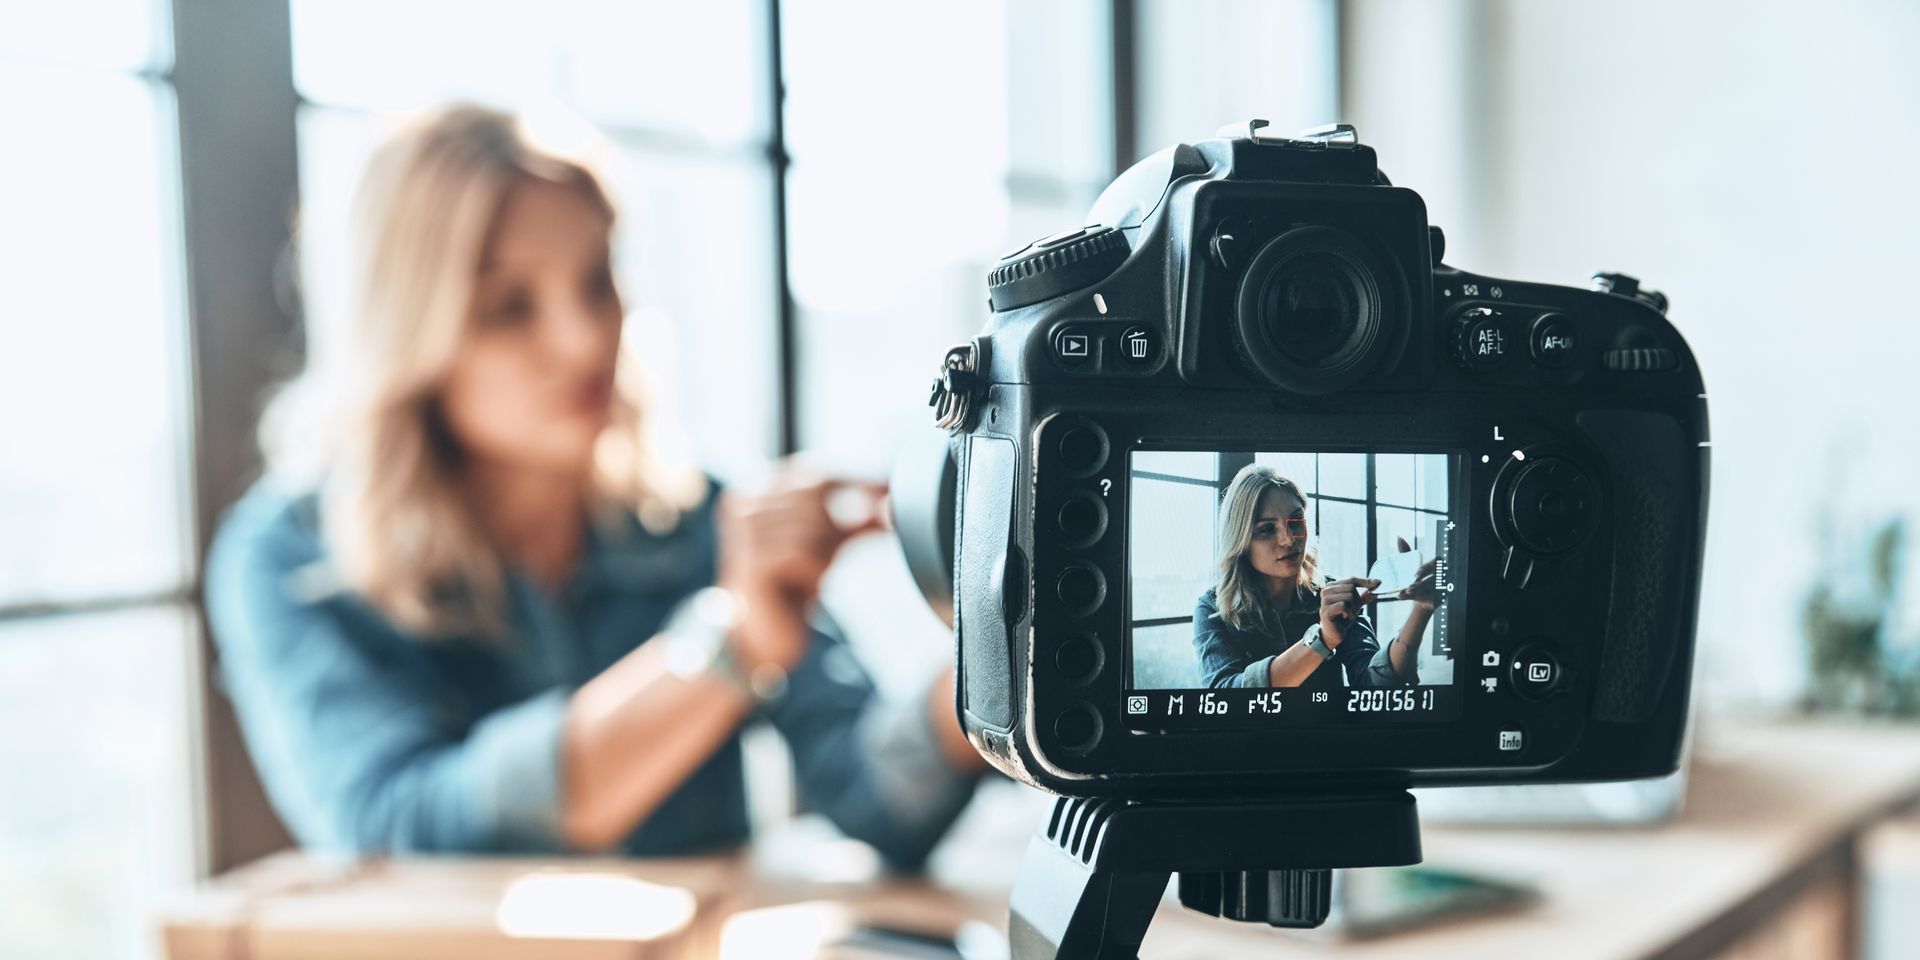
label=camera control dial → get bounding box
[989,225,1130,311]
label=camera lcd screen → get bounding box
[1124,450,1462,729]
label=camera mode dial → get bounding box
[989,226,1129,312]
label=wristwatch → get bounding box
[1299,623,1336,661]
[661,587,789,705]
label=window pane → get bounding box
[290,0,768,145]
[1376,505,1441,563]
[781,0,1008,172]
[613,146,780,479]
[1312,497,1367,582]
[1132,622,1204,688]
[0,605,197,959]
[1135,0,1337,158]
[560,0,766,142]
[1129,477,1216,621]
[1005,0,1112,189]
[1133,451,1214,481]
[782,0,1021,469]
[0,65,189,606]
[1316,452,1367,501]
[1375,452,1416,508]
[1255,451,1318,495]
[0,0,168,72]
[1417,452,1449,513]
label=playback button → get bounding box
[1509,643,1564,701]
[1052,325,1093,367]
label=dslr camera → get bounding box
[908,121,1708,802]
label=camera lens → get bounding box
[1234,225,1403,393]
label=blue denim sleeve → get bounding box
[204,492,571,854]
[1192,595,1272,689]
[1339,612,1395,688]
[759,623,977,872]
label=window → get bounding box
[788,0,1120,691]
[0,5,200,957]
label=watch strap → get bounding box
[1300,623,1336,661]
[662,587,789,706]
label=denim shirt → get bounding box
[204,481,976,870]
[1191,587,1406,690]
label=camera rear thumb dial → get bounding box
[988,226,1129,311]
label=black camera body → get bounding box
[923,123,1708,801]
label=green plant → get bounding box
[1801,517,1915,715]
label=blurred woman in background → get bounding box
[1193,464,1433,690]
[206,105,980,866]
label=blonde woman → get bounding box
[205,106,979,866]
[1192,464,1436,690]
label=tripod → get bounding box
[1007,792,1422,959]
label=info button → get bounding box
[1497,726,1526,754]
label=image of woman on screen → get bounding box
[1192,464,1436,690]
[204,106,980,867]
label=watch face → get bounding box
[662,626,720,678]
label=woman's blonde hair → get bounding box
[1213,463,1323,632]
[263,104,703,636]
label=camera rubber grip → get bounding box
[957,436,1018,731]
[1577,410,1695,723]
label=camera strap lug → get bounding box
[928,337,990,433]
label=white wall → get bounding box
[1347,0,1920,705]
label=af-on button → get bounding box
[1531,313,1578,368]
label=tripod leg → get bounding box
[1007,830,1169,960]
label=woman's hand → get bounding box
[716,469,886,672]
[1398,558,1441,611]
[1319,577,1381,647]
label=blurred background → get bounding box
[3,1,1918,958]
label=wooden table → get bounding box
[1124,716,1920,959]
[161,716,1920,960]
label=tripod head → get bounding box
[1010,793,1421,958]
